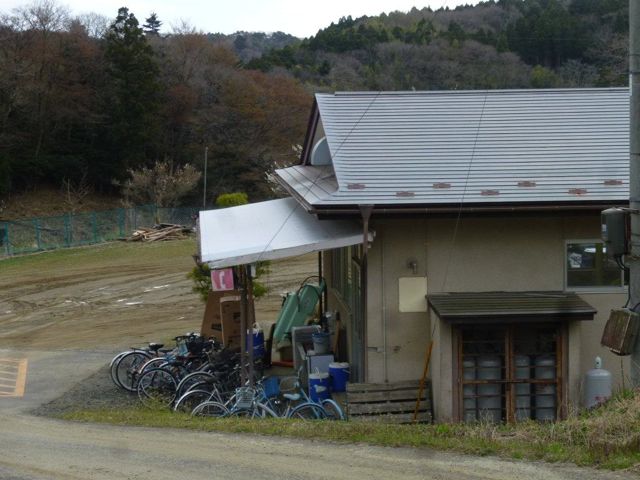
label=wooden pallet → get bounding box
[346,380,433,424]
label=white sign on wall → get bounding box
[399,277,428,313]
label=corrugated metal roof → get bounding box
[428,291,596,323]
[276,88,629,207]
[199,197,372,268]
[275,165,337,204]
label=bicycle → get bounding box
[192,370,345,420]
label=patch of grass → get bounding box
[0,239,196,275]
[62,389,640,471]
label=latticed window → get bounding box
[331,245,362,310]
[458,324,563,423]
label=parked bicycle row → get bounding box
[109,332,346,420]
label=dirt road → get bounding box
[0,406,634,480]
[0,240,316,350]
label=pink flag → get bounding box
[211,268,234,291]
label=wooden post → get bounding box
[239,266,248,386]
[246,264,255,387]
[413,340,434,423]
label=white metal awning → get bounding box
[199,197,373,268]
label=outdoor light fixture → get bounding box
[407,258,418,274]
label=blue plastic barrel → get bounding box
[312,331,331,354]
[246,328,265,359]
[329,362,350,392]
[308,372,330,402]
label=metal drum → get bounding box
[514,355,531,421]
[463,358,477,422]
[477,355,502,422]
[534,355,556,421]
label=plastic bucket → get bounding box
[312,331,331,354]
[308,372,330,402]
[329,362,350,392]
[246,328,265,359]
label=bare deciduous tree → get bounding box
[118,161,201,207]
[61,170,91,213]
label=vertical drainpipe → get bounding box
[360,205,373,383]
[381,235,388,383]
[630,0,640,386]
[318,251,324,316]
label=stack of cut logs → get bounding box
[128,224,192,242]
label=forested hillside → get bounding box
[0,4,310,204]
[249,0,627,90]
[0,0,629,207]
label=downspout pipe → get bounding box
[629,0,640,386]
[360,205,373,383]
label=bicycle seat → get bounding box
[283,393,301,402]
[148,343,164,351]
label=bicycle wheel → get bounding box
[109,351,129,387]
[139,356,167,375]
[321,399,346,420]
[252,401,280,418]
[115,351,152,392]
[227,408,258,418]
[137,367,177,408]
[191,401,229,417]
[185,380,216,394]
[287,403,327,420]
[173,389,217,413]
[175,371,217,399]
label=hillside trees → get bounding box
[0,1,105,192]
[245,0,627,90]
[102,7,160,178]
[0,0,631,206]
[155,29,310,201]
[0,3,312,204]
[119,161,201,207]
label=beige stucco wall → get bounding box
[363,214,628,422]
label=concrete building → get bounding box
[273,88,630,422]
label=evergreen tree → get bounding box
[143,12,162,36]
[103,7,160,176]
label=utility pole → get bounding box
[202,146,209,209]
[630,0,640,386]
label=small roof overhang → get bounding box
[199,197,373,268]
[428,291,596,324]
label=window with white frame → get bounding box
[565,240,625,289]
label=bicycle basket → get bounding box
[235,387,255,410]
[186,335,205,354]
[175,337,189,356]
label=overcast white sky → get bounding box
[0,0,480,37]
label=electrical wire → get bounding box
[251,91,383,266]
[440,92,489,292]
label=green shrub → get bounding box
[215,192,249,208]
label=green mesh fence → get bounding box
[1,205,200,257]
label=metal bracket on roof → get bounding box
[611,206,640,214]
[359,205,374,250]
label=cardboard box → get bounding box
[225,335,242,350]
[220,296,242,349]
[200,290,241,341]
